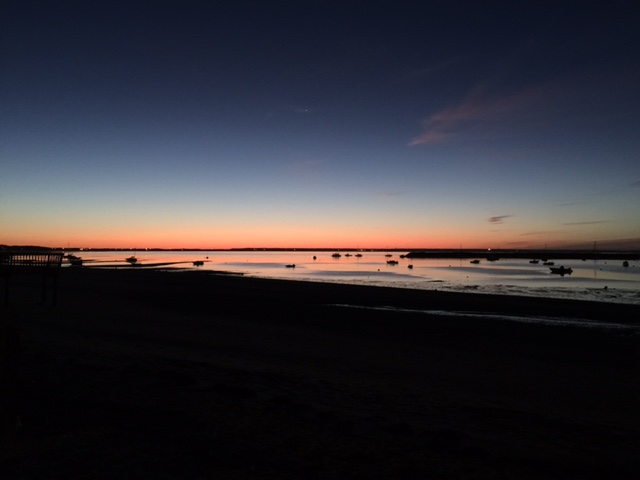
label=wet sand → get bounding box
[2,268,639,478]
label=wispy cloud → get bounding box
[409,85,538,146]
[519,230,563,236]
[409,92,486,146]
[487,215,512,224]
[562,221,609,226]
[409,70,635,146]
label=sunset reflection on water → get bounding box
[67,251,640,304]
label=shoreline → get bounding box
[4,245,640,261]
[2,268,639,478]
[66,259,640,306]
[54,268,640,324]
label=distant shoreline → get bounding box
[3,245,639,261]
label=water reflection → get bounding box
[66,251,640,304]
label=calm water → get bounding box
[69,250,640,305]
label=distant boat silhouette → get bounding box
[407,264,413,269]
[193,261,204,266]
[387,260,398,265]
[355,253,363,257]
[331,253,341,258]
[66,254,83,266]
[285,264,296,268]
[470,259,480,264]
[550,266,573,276]
[126,255,138,264]
[622,260,629,267]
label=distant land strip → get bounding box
[404,250,640,261]
[2,245,639,261]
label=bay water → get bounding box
[68,250,640,305]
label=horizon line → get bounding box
[4,244,640,253]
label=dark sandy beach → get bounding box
[2,268,639,479]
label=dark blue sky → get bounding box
[2,1,639,249]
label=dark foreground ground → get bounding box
[1,268,639,479]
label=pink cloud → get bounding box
[408,79,573,146]
[409,93,488,146]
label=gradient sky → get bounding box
[2,1,639,250]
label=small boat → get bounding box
[385,254,392,257]
[193,261,204,267]
[344,253,352,257]
[285,264,296,268]
[66,254,83,266]
[622,260,629,267]
[407,264,413,269]
[550,266,573,276]
[331,253,341,258]
[125,255,138,265]
[387,260,398,265]
[355,253,363,257]
[470,259,480,264]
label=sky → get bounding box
[2,0,639,250]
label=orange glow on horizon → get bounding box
[3,226,636,251]
[3,214,638,251]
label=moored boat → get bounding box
[550,266,573,276]
[66,254,83,266]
